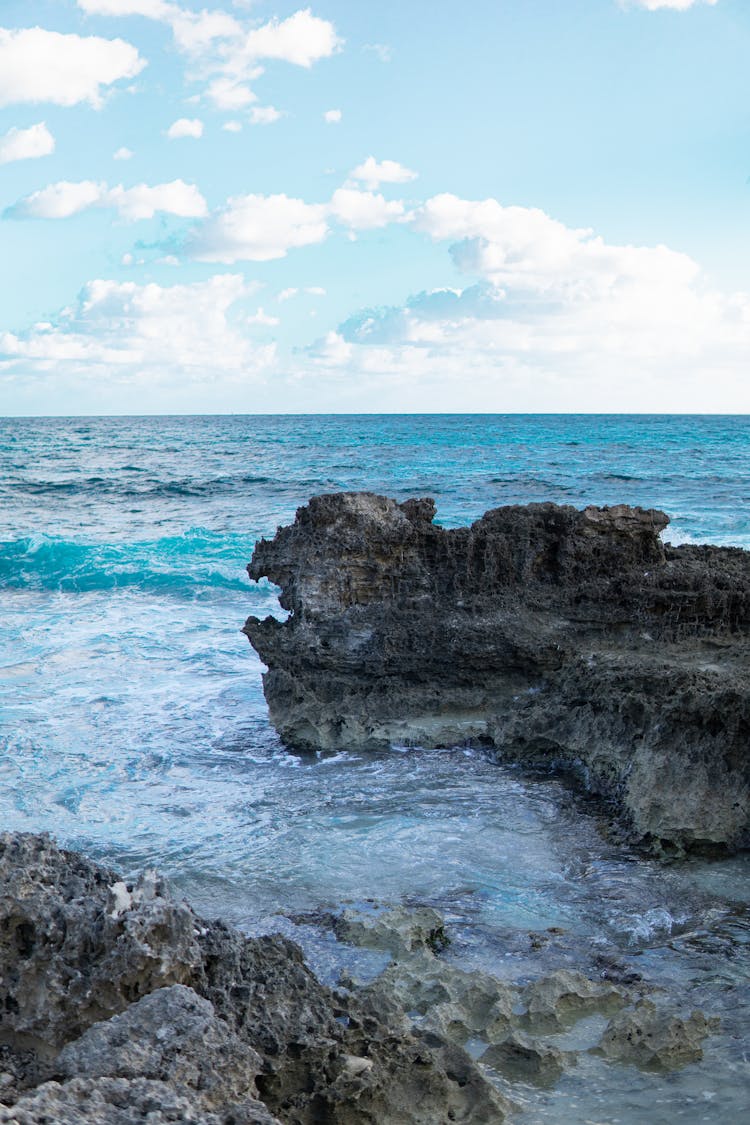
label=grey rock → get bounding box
[0,1077,280,1125]
[244,493,750,851]
[0,834,509,1125]
[0,832,201,1052]
[56,985,264,1110]
[480,1032,573,1086]
[333,906,450,957]
[521,969,627,1031]
[596,998,720,1070]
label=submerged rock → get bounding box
[0,833,508,1125]
[596,998,720,1070]
[479,1033,572,1086]
[521,969,626,1032]
[244,493,750,851]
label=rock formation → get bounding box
[0,835,720,1122]
[244,493,750,852]
[0,833,508,1125]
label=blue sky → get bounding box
[0,0,748,413]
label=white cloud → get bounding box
[113,146,134,160]
[0,274,275,385]
[349,156,418,190]
[277,286,326,301]
[77,4,341,109]
[207,78,256,110]
[250,105,283,125]
[307,191,750,411]
[628,0,717,10]
[166,117,203,139]
[222,121,243,133]
[183,182,409,263]
[0,122,55,165]
[247,307,280,326]
[186,192,329,262]
[324,108,342,124]
[8,179,207,221]
[330,187,405,230]
[411,193,699,299]
[0,27,144,109]
[237,9,342,68]
[170,8,243,53]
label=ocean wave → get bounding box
[0,531,269,597]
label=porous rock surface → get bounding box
[0,833,508,1124]
[245,493,750,851]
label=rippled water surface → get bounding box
[1,415,748,1123]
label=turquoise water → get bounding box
[1,415,749,1123]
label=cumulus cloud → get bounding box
[166,117,203,139]
[247,307,280,326]
[349,156,418,190]
[0,122,55,165]
[235,9,342,68]
[207,78,256,110]
[183,183,409,263]
[250,105,283,125]
[7,179,207,221]
[307,191,750,410]
[0,27,144,108]
[329,188,405,230]
[76,3,341,108]
[324,108,342,124]
[113,146,134,160]
[0,274,275,386]
[186,192,329,262]
[222,121,243,133]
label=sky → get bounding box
[0,0,748,414]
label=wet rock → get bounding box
[0,834,509,1125]
[596,998,720,1070]
[333,906,450,957]
[363,956,517,1046]
[521,969,627,1031]
[245,493,750,851]
[480,1032,573,1086]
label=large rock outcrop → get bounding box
[244,493,750,851]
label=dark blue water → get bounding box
[1,415,748,1123]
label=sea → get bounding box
[1,414,748,1123]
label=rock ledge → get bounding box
[245,493,750,851]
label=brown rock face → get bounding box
[244,493,750,852]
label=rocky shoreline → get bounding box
[0,834,721,1124]
[244,493,750,853]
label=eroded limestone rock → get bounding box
[333,906,449,958]
[480,1033,573,1086]
[596,998,719,1070]
[0,1077,280,1125]
[0,834,509,1125]
[521,969,626,1031]
[245,493,750,851]
[55,985,264,1110]
[0,833,201,1052]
